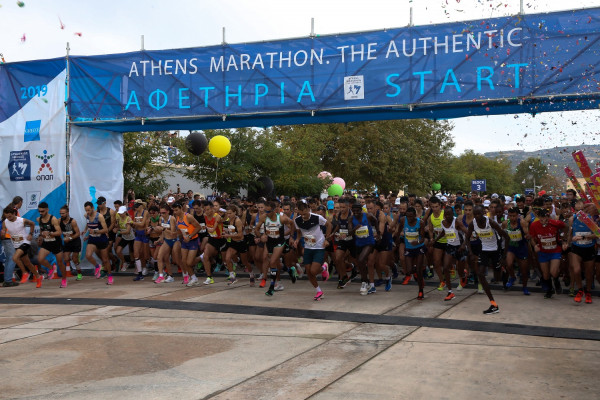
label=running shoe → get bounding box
[265,288,274,296]
[165,276,174,283]
[385,278,392,292]
[94,265,101,279]
[182,276,190,285]
[367,286,376,295]
[339,275,350,288]
[574,290,584,303]
[444,292,455,301]
[314,291,324,301]
[249,276,255,287]
[417,291,424,300]
[133,275,144,281]
[19,272,30,284]
[459,277,468,289]
[437,281,446,291]
[257,273,264,280]
[186,278,199,287]
[392,264,399,279]
[522,287,530,296]
[374,279,384,287]
[544,288,555,299]
[360,281,368,296]
[483,305,499,315]
[228,275,238,285]
[142,267,148,276]
[47,268,55,280]
[450,269,456,279]
[152,271,159,281]
[259,279,266,288]
[203,277,214,285]
[349,267,358,281]
[289,266,297,284]
[120,263,128,272]
[100,270,107,279]
[107,276,114,285]
[35,275,43,288]
[506,277,516,289]
[274,283,284,291]
[477,283,484,294]
[569,287,576,297]
[585,292,593,304]
[154,276,165,284]
[321,264,329,281]
[401,275,411,285]
[2,281,19,287]
[76,273,83,281]
[426,269,434,279]
[60,279,67,288]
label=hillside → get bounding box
[484,144,600,177]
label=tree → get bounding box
[122,131,171,199]
[439,150,518,194]
[514,157,548,192]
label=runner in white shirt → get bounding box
[292,201,332,301]
[0,205,43,288]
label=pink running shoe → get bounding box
[94,265,101,279]
[182,275,190,285]
[106,276,114,285]
[60,279,67,288]
[321,263,329,282]
[154,276,165,284]
[314,291,324,301]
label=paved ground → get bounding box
[0,272,599,399]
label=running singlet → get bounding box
[473,217,497,251]
[87,213,108,242]
[571,214,594,248]
[4,217,30,246]
[177,214,198,240]
[39,215,57,242]
[462,215,480,244]
[193,212,207,234]
[294,213,327,249]
[404,217,424,249]
[204,213,222,238]
[442,217,461,246]
[353,213,375,247]
[335,213,353,242]
[529,219,565,253]
[506,219,526,248]
[60,217,76,240]
[116,214,135,241]
[265,214,284,240]
[430,210,447,244]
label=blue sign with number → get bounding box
[471,179,486,192]
[524,188,534,195]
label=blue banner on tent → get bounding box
[65,8,600,127]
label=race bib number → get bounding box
[227,225,236,235]
[161,223,171,229]
[433,227,443,234]
[405,231,418,241]
[575,232,593,246]
[199,223,206,233]
[445,230,457,240]
[267,227,279,238]
[11,235,23,245]
[540,237,557,250]
[304,234,317,246]
[478,230,494,239]
[90,230,100,237]
[508,231,522,241]
[64,231,73,237]
[43,235,56,242]
[356,226,369,238]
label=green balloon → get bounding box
[432,182,441,191]
[328,183,343,197]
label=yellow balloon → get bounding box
[208,135,231,158]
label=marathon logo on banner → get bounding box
[344,76,364,101]
[26,191,41,210]
[8,150,31,181]
[24,120,41,142]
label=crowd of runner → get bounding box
[1,187,598,315]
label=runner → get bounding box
[154,204,177,284]
[368,200,394,292]
[426,196,447,290]
[131,201,150,281]
[114,206,135,274]
[332,198,354,289]
[59,205,83,281]
[146,205,162,279]
[567,202,595,304]
[293,201,331,301]
[529,207,568,298]
[36,202,67,287]
[502,207,531,295]
[400,207,427,300]
[255,201,294,296]
[202,200,226,285]
[0,205,42,287]
[462,205,509,314]
[350,202,377,295]
[82,201,113,285]
[222,205,252,285]
[96,197,118,270]
[173,202,202,286]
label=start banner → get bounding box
[68,8,600,124]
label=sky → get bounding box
[1,0,600,155]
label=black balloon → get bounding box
[185,132,208,156]
[251,176,274,198]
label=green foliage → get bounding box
[122,131,171,198]
[439,150,518,194]
[513,157,548,191]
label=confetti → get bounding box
[59,16,65,30]
[74,32,82,37]
[16,1,24,7]
[20,33,26,42]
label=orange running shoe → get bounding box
[35,275,43,288]
[259,279,266,288]
[19,272,30,284]
[574,290,584,303]
[444,292,455,301]
[401,275,411,285]
[585,292,592,304]
[417,291,424,300]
